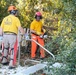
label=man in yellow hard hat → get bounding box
[0,5,24,69]
[30,12,46,59]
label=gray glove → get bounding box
[43,35,48,38]
[40,35,44,38]
[25,33,30,40]
[0,35,3,40]
[40,35,48,39]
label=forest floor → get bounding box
[0,46,50,75]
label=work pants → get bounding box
[2,34,17,66]
[31,34,45,58]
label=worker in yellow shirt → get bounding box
[0,27,3,50]
[0,5,24,69]
[30,12,46,59]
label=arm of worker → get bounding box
[18,26,25,35]
[30,29,42,36]
[41,26,46,33]
[30,29,36,34]
[0,27,3,36]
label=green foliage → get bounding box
[0,0,76,74]
[44,38,76,75]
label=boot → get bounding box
[1,56,9,65]
[1,48,9,65]
[8,49,15,69]
[9,59,15,69]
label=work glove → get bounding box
[40,34,48,39]
[0,35,3,42]
[25,33,29,40]
[43,35,48,38]
[40,35,44,38]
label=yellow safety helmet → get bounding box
[8,5,17,12]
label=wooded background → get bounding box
[0,0,76,75]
